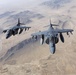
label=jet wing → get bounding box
[3,29,10,33]
[3,26,15,33]
[54,29,73,33]
[18,26,31,34]
[16,26,31,29]
[31,30,48,36]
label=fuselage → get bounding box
[6,25,19,39]
[40,26,59,54]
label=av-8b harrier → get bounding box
[3,18,31,39]
[31,20,73,54]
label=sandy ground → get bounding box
[0,0,76,75]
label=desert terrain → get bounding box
[0,0,76,75]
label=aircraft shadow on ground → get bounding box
[0,37,40,63]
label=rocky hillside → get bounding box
[0,0,76,75]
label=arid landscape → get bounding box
[0,0,76,75]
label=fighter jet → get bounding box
[3,18,31,39]
[31,20,73,54]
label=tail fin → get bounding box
[44,19,59,28]
[50,19,59,27]
[50,19,52,27]
[17,18,25,26]
[18,18,20,24]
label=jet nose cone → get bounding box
[6,36,9,39]
[50,47,55,54]
[6,34,11,39]
[49,43,55,54]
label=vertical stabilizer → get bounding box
[50,19,52,27]
[18,18,20,26]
